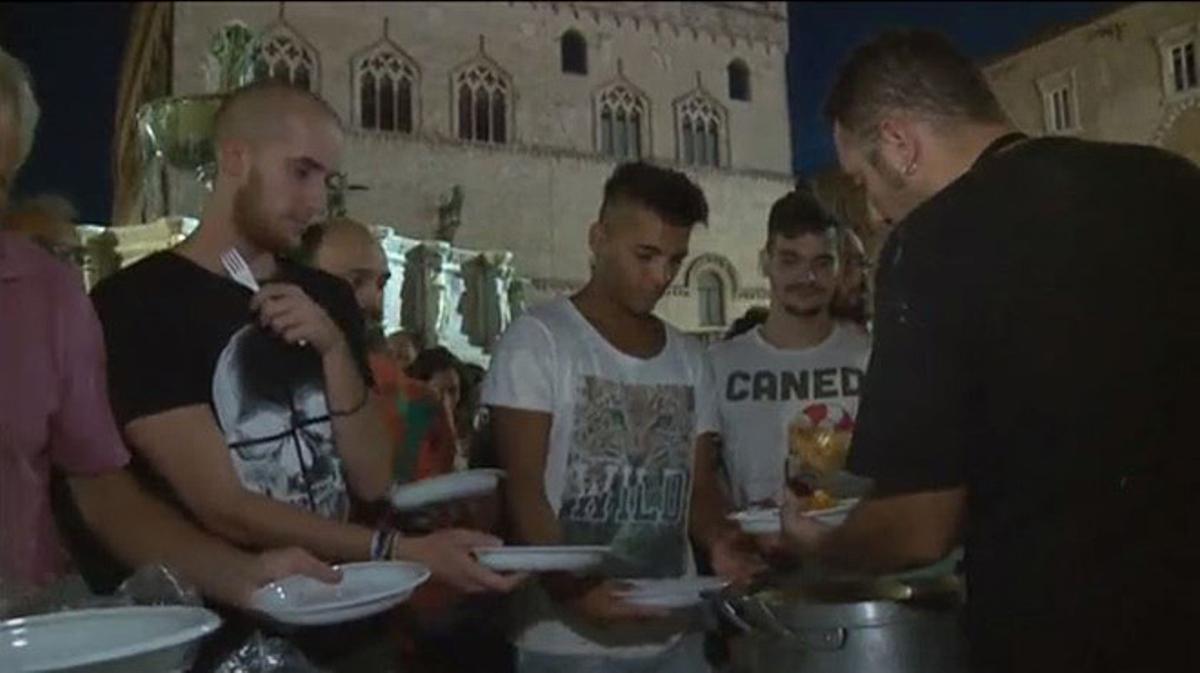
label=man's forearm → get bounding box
[690,468,736,551]
[71,472,258,599]
[690,434,737,551]
[808,492,965,573]
[509,489,563,546]
[322,342,390,500]
[200,488,376,562]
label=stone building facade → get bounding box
[168,1,795,336]
[984,2,1200,164]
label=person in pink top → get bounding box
[0,46,335,613]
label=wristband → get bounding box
[370,529,397,561]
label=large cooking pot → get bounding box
[716,572,968,673]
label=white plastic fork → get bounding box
[219,248,260,293]
[221,248,308,347]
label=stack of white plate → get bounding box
[0,605,220,672]
[251,561,430,626]
[473,546,610,573]
[615,577,729,609]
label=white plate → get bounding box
[473,546,610,573]
[617,576,729,597]
[0,606,220,673]
[619,592,708,609]
[809,498,860,526]
[389,469,505,511]
[729,507,781,535]
[251,561,430,626]
[729,498,861,533]
[615,577,729,609]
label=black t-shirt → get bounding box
[71,252,373,597]
[847,136,1200,672]
[90,251,371,519]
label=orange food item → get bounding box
[788,423,852,476]
[807,489,837,511]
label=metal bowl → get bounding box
[137,94,226,174]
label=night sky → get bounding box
[787,1,1119,174]
[0,2,1118,223]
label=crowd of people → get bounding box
[1,26,1194,673]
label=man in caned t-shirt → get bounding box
[483,162,766,673]
[710,187,871,511]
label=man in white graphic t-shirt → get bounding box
[483,162,766,673]
[711,186,872,512]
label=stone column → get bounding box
[375,226,418,337]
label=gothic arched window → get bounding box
[253,27,319,91]
[676,91,726,167]
[697,270,726,327]
[561,29,587,75]
[455,61,510,144]
[355,46,418,133]
[728,59,751,101]
[596,83,647,160]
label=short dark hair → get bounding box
[824,29,1006,138]
[406,346,463,382]
[599,161,708,228]
[767,185,839,248]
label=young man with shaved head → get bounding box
[779,30,1198,672]
[90,81,520,597]
[483,162,765,672]
[0,47,338,616]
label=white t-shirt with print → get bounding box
[481,296,718,658]
[709,323,872,507]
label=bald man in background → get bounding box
[299,217,460,486]
[301,217,517,673]
[89,81,521,597]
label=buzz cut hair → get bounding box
[214,79,343,145]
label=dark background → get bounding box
[0,2,1116,223]
[0,2,133,223]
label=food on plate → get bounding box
[784,480,838,511]
[788,424,852,476]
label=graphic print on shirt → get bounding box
[792,402,855,433]
[561,376,694,578]
[211,325,349,520]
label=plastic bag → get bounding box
[214,631,326,673]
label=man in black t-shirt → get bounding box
[780,30,1198,673]
[91,81,522,598]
